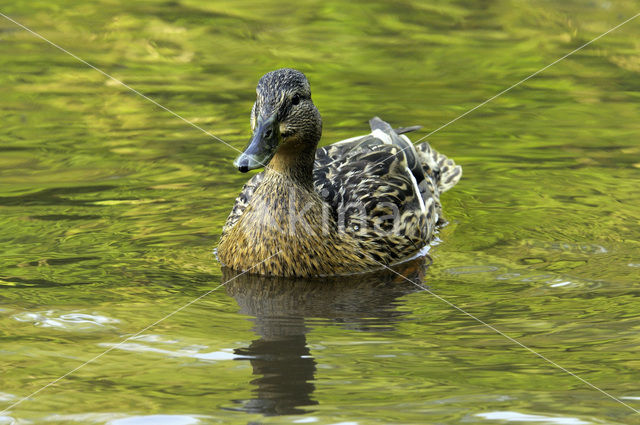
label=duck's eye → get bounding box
[291,94,301,106]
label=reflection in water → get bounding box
[224,256,431,416]
[233,328,315,415]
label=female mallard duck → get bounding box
[218,68,461,277]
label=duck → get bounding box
[217,68,461,277]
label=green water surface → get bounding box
[1,0,640,424]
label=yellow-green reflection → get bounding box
[1,0,640,424]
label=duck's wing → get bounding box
[221,172,264,234]
[368,117,461,200]
[312,119,430,257]
[315,116,461,213]
[313,117,461,257]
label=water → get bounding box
[1,0,640,423]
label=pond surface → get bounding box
[1,0,640,424]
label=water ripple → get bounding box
[108,415,203,425]
[476,411,591,424]
[98,335,247,361]
[13,310,119,331]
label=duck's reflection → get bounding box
[224,256,431,416]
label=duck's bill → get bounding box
[234,114,280,173]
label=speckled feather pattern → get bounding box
[219,117,461,277]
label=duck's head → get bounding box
[234,68,322,173]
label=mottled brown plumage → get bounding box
[217,68,461,277]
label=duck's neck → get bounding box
[265,142,316,189]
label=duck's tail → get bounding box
[415,141,462,194]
